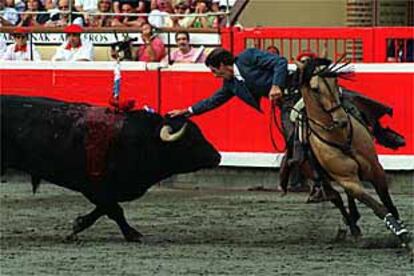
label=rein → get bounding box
[307,107,354,154]
[269,101,286,152]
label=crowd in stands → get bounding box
[0,0,230,28]
[0,23,210,62]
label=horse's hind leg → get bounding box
[336,177,411,248]
[369,164,400,220]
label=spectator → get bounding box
[148,0,172,28]
[267,45,280,55]
[136,22,165,61]
[1,27,41,61]
[386,39,413,62]
[18,0,50,26]
[164,1,190,28]
[52,24,94,61]
[150,0,172,12]
[0,36,6,59]
[186,0,214,28]
[46,0,84,26]
[163,31,206,63]
[211,0,226,27]
[0,0,19,26]
[88,0,113,27]
[74,0,98,12]
[112,2,146,27]
[11,0,25,11]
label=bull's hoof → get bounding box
[65,233,79,242]
[124,228,143,242]
[72,216,89,234]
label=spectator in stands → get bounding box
[135,22,165,61]
[164,1,190,28]
[210,0,225,27]
[112,2,146,27]
[18,0,50,26]
[44,0,60,17]
[0,36,7,59]
[186,0,214,28]
[0,0,19,26]
[88,0,113,27]
[52,24,94,61]
[387,39,414,62]
[163,31,206,64]
[75,0,98,12]
[46,0,85,26]
[1,27,41,61]
[148,0,172,28]
[267,45,280,55]
[150,0,173,12]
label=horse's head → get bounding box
[295,55,352,129]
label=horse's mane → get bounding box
[314,56,355,80]
[302,55,355,82]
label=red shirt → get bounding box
[136,36,165,62]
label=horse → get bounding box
[293,56,413,257]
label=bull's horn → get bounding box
[294,60,305,71]
[160,123,187,142]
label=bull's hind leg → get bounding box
[103,203,143,242]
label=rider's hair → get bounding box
[205,47,234,68]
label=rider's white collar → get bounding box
[233,64,245,82]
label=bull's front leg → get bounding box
[104,203,143,242]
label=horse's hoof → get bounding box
[350,225,362,239]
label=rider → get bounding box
[282,50,406,201]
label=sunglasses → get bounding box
[59,5,69,9]
[14,35,27,39]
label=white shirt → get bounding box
[0,7,19,25]
[52,40,94,62]
[75,0,98,12]
[148,10,170,28]
[1,43,41,61]
[233,63,245,82]
[0,37,7,59]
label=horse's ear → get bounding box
[294,60,305,71]
[321,48,328,59]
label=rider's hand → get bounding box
[269,85,283,103]
[167,109,190,118]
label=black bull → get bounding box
[1,95,221,241]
